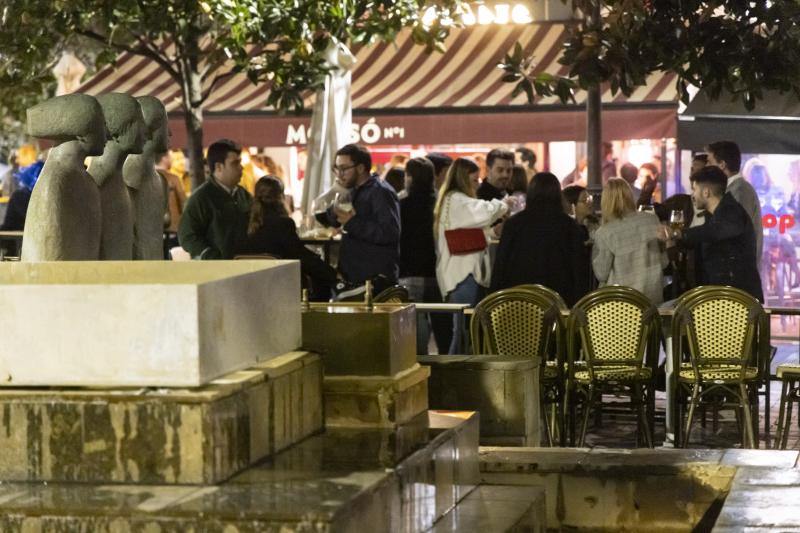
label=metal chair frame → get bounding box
[470,286,565,446]
[774,364,800,449]
[374,286,410,303]
[670,285,768,449]
[567,286,660,448]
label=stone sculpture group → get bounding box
[22,93,168,261]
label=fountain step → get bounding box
[429,485,546,532]
[0,351,322,484]
[0,410,480,532]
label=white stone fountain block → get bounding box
[0,260,301,387]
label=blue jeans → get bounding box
[446,274,482,354]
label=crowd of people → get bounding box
[175,138,764,355]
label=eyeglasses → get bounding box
[332,164,357,175]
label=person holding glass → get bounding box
[325,143,400,285]
[434,157,509,353]
[592,178,667,304]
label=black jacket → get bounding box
[178,179,252,259]
[682,193,763,302]
[327,176,400,284]
[490,206,590,307]
[240,213,337,288]
[399,191,436,278]
[0,188,31,231]
[477,180,505,202]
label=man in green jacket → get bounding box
[178,139,252,259]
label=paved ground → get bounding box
[582,338,800,450]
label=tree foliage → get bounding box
[500,0,800,110]
[0,0,463,183]
[0,0,460,119]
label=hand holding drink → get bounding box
[669,209,684,239]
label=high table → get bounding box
[0,230,23,258]
[299,234,340,266]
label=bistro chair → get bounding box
[774,363,800,449]
[671,285,768,449]
[374,285,410,303]
[567,286,660,448]
[470,286,566,446]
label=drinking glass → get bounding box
[669,209,685,232]
[334,191,353,213]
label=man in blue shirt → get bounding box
[328,144,400,284]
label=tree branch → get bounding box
[74,28,180,81]
[199,68,238,105]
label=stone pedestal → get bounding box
[421,355,540,446]
[0,351,322,485]
[0,260,301,387]
[303,304,429,428]
[302,304,416,376]
[324,364,430,428]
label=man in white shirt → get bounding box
[705,140,763,262]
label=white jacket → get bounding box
[436,191,508,295]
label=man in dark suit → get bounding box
[660,165,763,302]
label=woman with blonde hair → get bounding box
[434,157,509,353]
[592,178,666,304]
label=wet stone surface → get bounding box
[0,411,480,532]
[0,352,323,485]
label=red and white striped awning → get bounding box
[78,23,678,145]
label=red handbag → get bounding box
[444,228,487,255]
[443,194,487,255]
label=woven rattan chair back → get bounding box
[471,287,561,359]
[569,286,659,374]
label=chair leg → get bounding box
[567,386,577,447]
[549,403,561,446]
[775,379,789,450]
[633,383,653,448]
[783,386,795,449]
[541,401,554,447]
[740,383,756,449]
[764,377,771,445]
[557,395,567,447]
[682,384,700,448]
[579,387,595,447]
[751,386,760,447]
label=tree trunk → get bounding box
[585,0,603,204]
[183,103,205,191]
[586,85,602,195]
[178,44,205,191]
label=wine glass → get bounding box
[669,209,685,232]
[334,191,353,213]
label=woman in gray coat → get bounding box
[592,178,666,304]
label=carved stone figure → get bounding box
[22,94,104,261]
[123,96,168,260]
[88,93,145,260]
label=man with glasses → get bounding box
[327,143,400,285]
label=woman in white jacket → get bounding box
[433,157,509,353]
